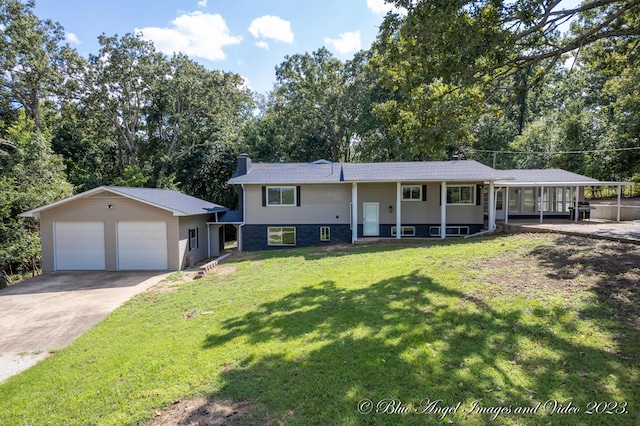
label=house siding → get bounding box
[178,215,210,269]
[358,182,484,225]
[239,182,485,251]
[244,184,351,224]
[39,192,180,271]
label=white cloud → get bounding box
[248,15,294,44]
[136,11,242,61]
[198,0,207,7]
[255,41,269,50]
[65,32,80,44]
[324,31,362,55]
[367,0,394,14]
[367,0,406,15]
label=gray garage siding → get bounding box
[39,192,180,272]
[178,215,210,269]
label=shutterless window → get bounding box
[188,228,198,250]
[447,185,474,204]
[268,227,296,246]
[267,187,296,206]
[320,226,330,241]
[402,185,422,201]
[391,226,416,236]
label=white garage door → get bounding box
[55,222,106,270]
[117,221,168,270]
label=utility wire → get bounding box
[473,146,640,155]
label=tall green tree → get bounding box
[0,0,78,130]
[78,33,165,177]
[0,112,72,285]
[271,47,355,162]
[146,54,253,187]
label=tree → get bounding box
[0,0,77,130]
[383,0,640,87]
[272,48,355,162]
[0,112,72,285]
[146,54,253,187]
[78,33,165,177]
[367,1,640,158]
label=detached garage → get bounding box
[20,186,228,272]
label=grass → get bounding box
[0,234,638,425]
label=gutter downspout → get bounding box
[206,223,210,258]
[396,181,401,239]
[239,184,246,252]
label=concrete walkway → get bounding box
[0,271,169,382]
[502,219,640,244]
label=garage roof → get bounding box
[19,186,227,218]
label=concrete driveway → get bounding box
[0,271,169,381]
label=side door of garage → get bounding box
[117,221,168,270]
[55,221,106,270]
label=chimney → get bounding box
[237,153,251,176]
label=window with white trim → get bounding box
[267,187,296,206]
[320,226,330,241]
[402,185,422,201]
[391,226,416,236]
[447,185,474,204]
[188,228,198,251]
[268,227,296,246]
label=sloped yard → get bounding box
[0,234,638,425]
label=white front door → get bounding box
[363,202,379,236]
[495,190,505,220]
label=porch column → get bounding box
[488,181,495,231]
[206,223,211,258]
[574,186,579,223]
[540,186,545,224]
[617,184,622,222]
[440,181,447,239]
[237,225,243,252]
[352,182,358,243]
[505,187,509,224]
[396,181,402,239]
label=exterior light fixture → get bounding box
[389,205,393,213]
[108,204,113,209]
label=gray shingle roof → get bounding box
[342,160,501,182]
[229,160,502,184]
[495,169,599,184]
[229,162,343,184]
[104,186,225,216]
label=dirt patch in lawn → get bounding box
[144,398,252,426]
[467,234,640,329]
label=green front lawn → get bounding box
[1,234,638,425]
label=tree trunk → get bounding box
[0,269,10,289]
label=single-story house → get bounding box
[222,155,631,251]
[19,186,227,272]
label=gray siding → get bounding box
[357,182,483,225]
[245,184,351,225]
[178,215,210,269]
[39,192,180,271]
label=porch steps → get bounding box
[196,252,235,278]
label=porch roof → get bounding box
[494,169,632,187]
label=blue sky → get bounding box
[34,0,402,94]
